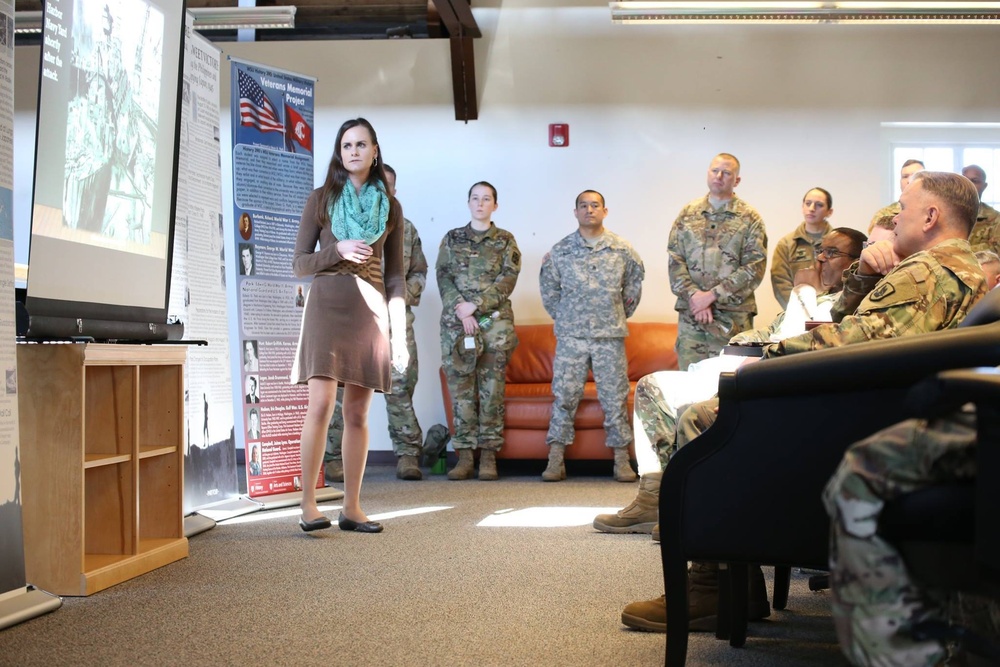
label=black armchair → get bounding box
[658,312,1000,666]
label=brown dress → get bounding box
[291,187,405,392]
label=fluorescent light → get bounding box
[15,6,297,35]
[610,0,1000,23]
[189,6,297,31]
[14,11,42,35]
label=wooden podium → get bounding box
[18,343,189,596]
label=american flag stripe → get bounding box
[237,70,285,134]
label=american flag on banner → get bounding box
[238,70,284,134]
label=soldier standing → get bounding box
[324,164,429,481]
[437,182,521,481]
[961,164,1000,255]
[668,153,768,370]
[539,190,644,482]
[867,158,924,232]
[769,187,834,309]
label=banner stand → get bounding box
[183,513,217,538]
[254,486,344,511]
[0,586,61,632]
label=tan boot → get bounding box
[324,459,344,483]
[688,562,771,632]
[396,454,422,481]
[541,444,566,481]
[593,471,661,534]
[651,523,660,543]
[621,564,771,635]
[613,447,638,482]
[447,448,475,480]
[621,594,667,632]
[688,562,721,632]
[478,450,498,481]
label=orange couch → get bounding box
[439,321,679,460]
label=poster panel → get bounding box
[229,58,315,499]
[168,25,240,512]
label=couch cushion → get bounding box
[625,322,678,379]
[506,321,677,384]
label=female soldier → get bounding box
[437,182,521,481]
[770,187,834,308]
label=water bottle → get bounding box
[477,311,500,330]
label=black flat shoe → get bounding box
[298,516,332,532]
[338,512,383,533]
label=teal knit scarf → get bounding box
[329,181,389,244]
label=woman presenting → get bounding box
[437,182,521,481]
[291,118,406,533]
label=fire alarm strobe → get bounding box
[549,123,569,147]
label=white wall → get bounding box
[14,0,1000,451]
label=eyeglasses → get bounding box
[816,246,859,260]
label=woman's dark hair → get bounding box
[803,187,833,209]
[317,118,388,227]
[468,181,498,203]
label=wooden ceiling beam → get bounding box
[430,0,480,122]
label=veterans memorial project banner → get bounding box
[229,59,315,499]
[168,25,240,513]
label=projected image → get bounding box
[61,0,163,244]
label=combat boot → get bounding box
[688,562,771,632]
[613,447,638,482]
[396,454,422,481]
[621,564,770,634]
[687,561,722,632]
[478,450,499,481]
[541,444,566,481]
[593,471,661,534]
[447,448,476,480]
[324,459,344,483]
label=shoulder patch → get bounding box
[869,283,895,302]
[512,251,521,265]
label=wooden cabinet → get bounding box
[18,343,189,596]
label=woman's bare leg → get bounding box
[299,377,339,522]
[340,383,374,522]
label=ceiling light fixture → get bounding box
[13,6,297,35]
[610,0,1000,23]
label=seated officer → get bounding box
[622,171,988,635]
[595,228,865,537]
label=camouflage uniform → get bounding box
[824,410,1000,666]
[968,202,1000,255]
[540,230,644,449]
[673,238,988,449]
[668,194,768,371]
[764,238,987,358]
[326,218,428,461]
[635,289,839,468]
[770,221,830,309]
[437,222,521,452]
[868,202,900,233]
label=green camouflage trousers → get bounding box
[675,309,753,371]
[823,412,1000,666]
[441,318,517,452]
[546,336,631,449]
[634,370,723,468]
[326,310,423,460]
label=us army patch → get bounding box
[512,251,521,265]
[869,283,895,301]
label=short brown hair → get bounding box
[714,153,741,174]
[911,171,979,236]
